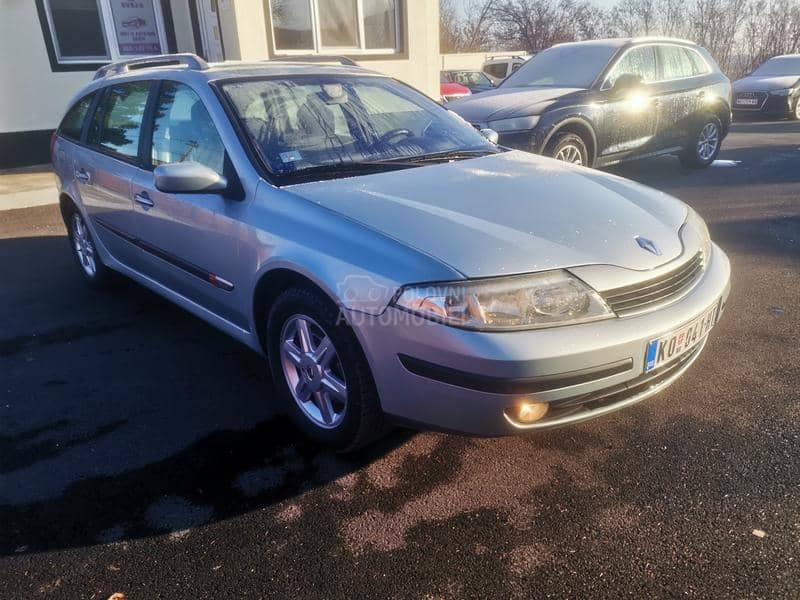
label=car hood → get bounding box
[734,75,800,92]
[285,151,688,278]
[446,86,584,123]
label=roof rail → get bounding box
[93,53,209,80]
[267,55,358,67]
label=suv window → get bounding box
[484,63,507,79]
[59,93,95,141]
[151,81,226,174]
[606,46,657,87]
[89,81,151,159]
[657,46,696,80]
[684,48,710,75]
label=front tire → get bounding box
[545,132,589,166]
[680,116,722,169]
[792,97,800,121]
[66,206,112,288]
[266,286,387,451]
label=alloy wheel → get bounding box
[554,144,583,165]
[697,122,719,161]
[71,212,97,277]
[280,314,348,429]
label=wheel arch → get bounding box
[252,265,341,356]
[543,117,598,166]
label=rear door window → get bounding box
[88,81,151,160]
[657,46,695,80]
[150,81,226,174]
[59,93,95,141]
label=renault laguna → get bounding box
[52,55,730,450]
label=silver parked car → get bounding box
[52,54,730,450]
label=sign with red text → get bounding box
[110,0,162,55]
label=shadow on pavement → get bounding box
[0,234,411,555]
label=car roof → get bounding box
[83,55,386,93]
[551,37,698,51]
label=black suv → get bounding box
[448,38,732,169]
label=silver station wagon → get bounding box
[52,54,730,450]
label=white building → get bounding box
[0,0,440,169]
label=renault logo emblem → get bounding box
[635,235,662,255]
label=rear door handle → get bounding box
[75,169,90,184]
[134,191,154,209]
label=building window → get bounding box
[268,0,401,54]
[41,0,167,65]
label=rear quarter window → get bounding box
[59,93,95,141]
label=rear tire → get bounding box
[680,116,722,169]
[545,132,589,166]
[65,204,112,289]
[266,286,388,452]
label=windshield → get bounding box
[501,44,618,88]
[752,57,800,77]
[222,75,496,181]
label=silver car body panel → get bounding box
[51,59,731,436]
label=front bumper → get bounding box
[733,92,795,116]
[351,243,731,436]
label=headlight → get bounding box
[683,208,712,265]
[769,88,792,96]
[487,115,540,133]
[393,270,613,331]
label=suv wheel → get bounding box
[680,116,722,169]
[792,98,800,121]
[66,207,111,288]
[266,286,387,451]
[546,132,589,166]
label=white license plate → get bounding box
[736,98,759,106]
[644,302,720,372]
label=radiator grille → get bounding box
[601,253,704,315]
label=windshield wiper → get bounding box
[384,148,502,164]
[280,159,423,184]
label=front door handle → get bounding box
[134,191,154,209]
[75,169,90,184]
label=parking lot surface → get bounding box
[1,121,799,599]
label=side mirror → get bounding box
[480,128,499,144]
[611,73,644,96]
[154,162,228,194]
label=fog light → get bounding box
[515,401,549,423]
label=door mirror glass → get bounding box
[154,162,228,193]
[612,73,644,95]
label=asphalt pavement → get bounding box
[1,120,799,599]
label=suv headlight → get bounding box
[769,88,792,96]
[683,207,712,265]
[488,115,540,133]
[393,270,613,331]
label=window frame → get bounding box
[37,0,169,69]
[267,0,402,56]
[600,43,713,90]
[86,80,157,166]
[145,79,228,175]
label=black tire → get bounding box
[266,286,388,452]
[679,116,722,169]
[545,132,590,166]
[791,98,800,121]
[64,203,112,289]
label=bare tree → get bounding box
[441,0,800,78]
